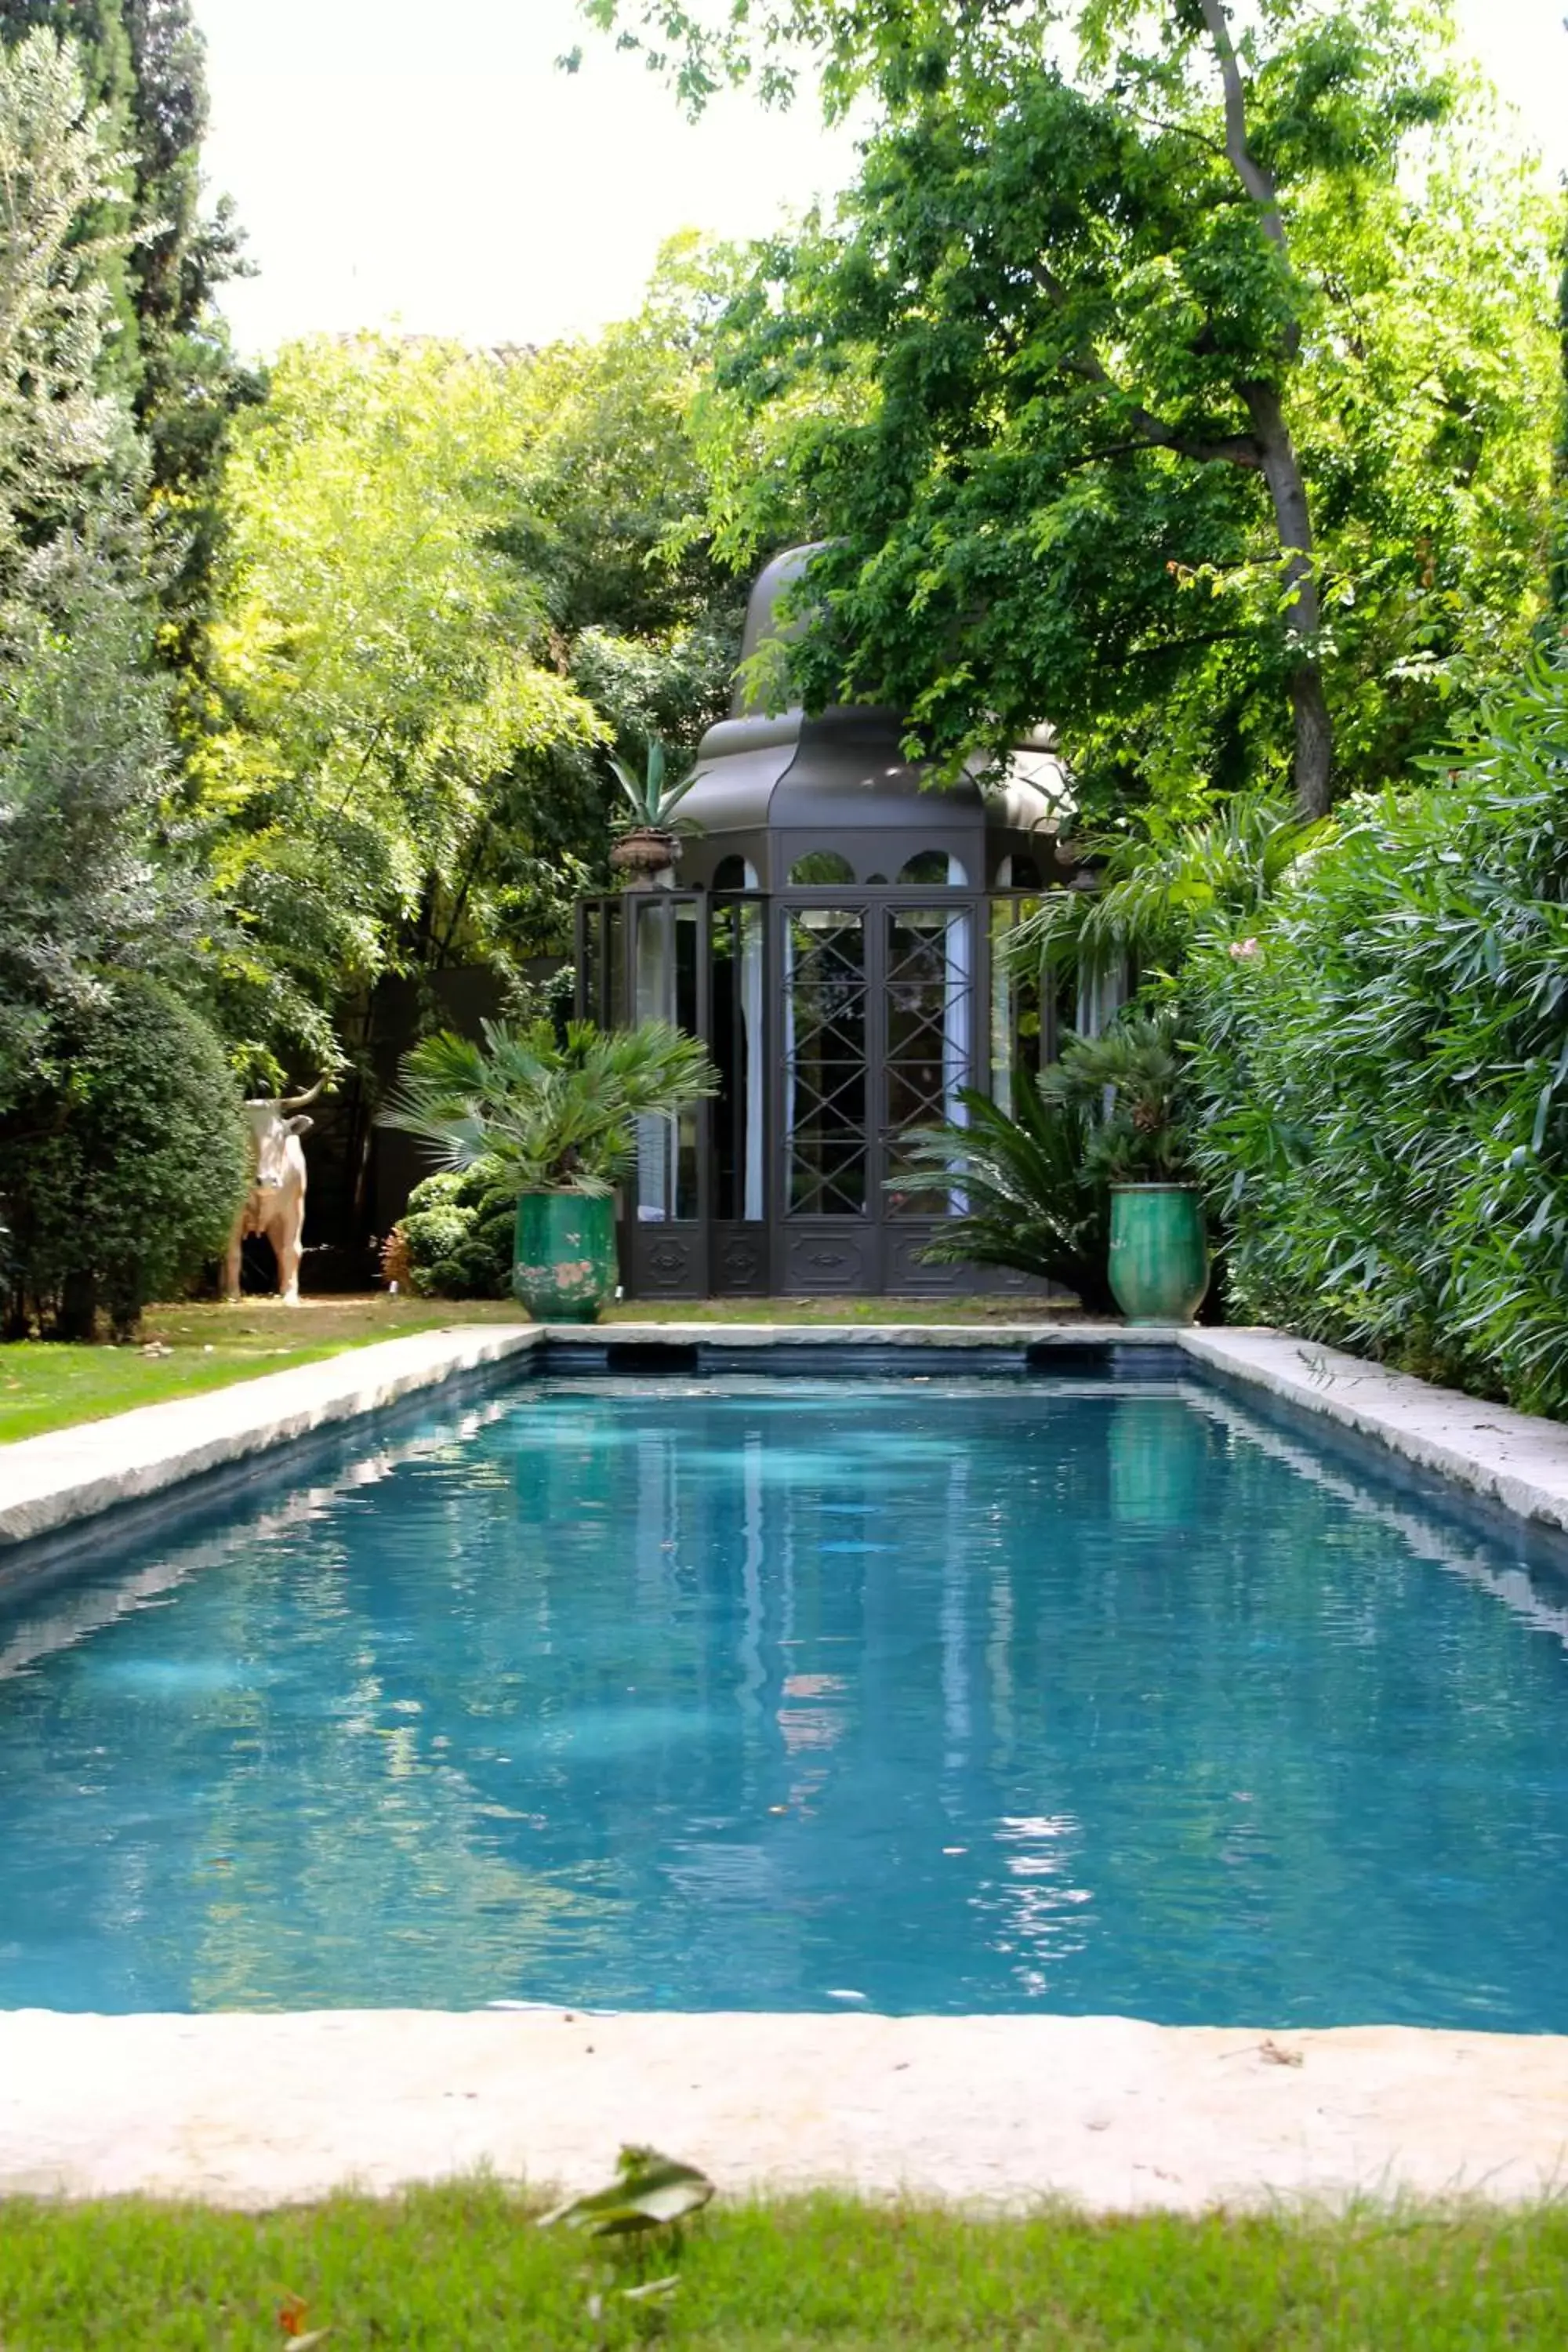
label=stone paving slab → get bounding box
[0,1325,540,1548]
[542,1320,1172,1348]
[1185,1328,1568,1535]
[3,2009,1566,2213]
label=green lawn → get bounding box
[0,1298,527,1446]
[0,1294,1075,1445]
[2,2184,1566,2348]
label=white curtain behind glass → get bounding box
[634,900,674,1221]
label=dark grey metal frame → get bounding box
[576,885,1053,1301]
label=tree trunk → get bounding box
[57,1269,97,1342]
[1199,0,1335,818]
[1287,662,1334,822]
[1243,380,1334,819]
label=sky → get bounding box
[196,0,1568,360]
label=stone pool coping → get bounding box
[5,1315,1568,1548]
[5,2008,1568,2213]
[0,1323,538,1548]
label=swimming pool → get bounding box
[2,1370,1567,2025]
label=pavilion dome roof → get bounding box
[676,548,1070,891]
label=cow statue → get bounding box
[224,1082,322,1305]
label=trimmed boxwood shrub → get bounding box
[0,975,249,1338]
[1188,652,1568,1414]
[398,1160,515,1298]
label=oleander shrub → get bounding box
[397,1161,515,1298]
[0,975,249,1339]
[1188,652,1568,1414]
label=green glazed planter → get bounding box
[512,1192,618,1323]
[1108,1184,1210,1327]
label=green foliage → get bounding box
[0,1,254,644]
[198,267,746,1079]
[0,28,140,560]
[539,2145,715,2238]
[655,3,1554,820]
[576,0,959,119]
[381,1018,720,1197]
[898,1012,1192,1300]
[514,242,739,648]
[1010,793,1327,988]
[897,1068,1115,1309]
[0,528,212,1113]
[0,24,238,1338]
[0,972,247,1337]
[119,0,259,655]
[397,1161,514,1300]
[195,334,606,1079]
[1188,652,1568,1412]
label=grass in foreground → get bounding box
[0,1294,1079,1444]
[3,2185,1568,2349]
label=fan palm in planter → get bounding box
[380,1018,719,1320]
[608,739,701,884]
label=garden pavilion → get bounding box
[575,549,1094,1301]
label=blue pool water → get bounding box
[3,1373,1568,2024]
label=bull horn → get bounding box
[278,1079,325,1113]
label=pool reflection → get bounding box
[2,1375,1568,2024]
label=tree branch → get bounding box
[1064,431,1263,471]
[1035,269,1263,469]
[1102,626,1254,669]
[1194,0,1285,247]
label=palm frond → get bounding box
[1044,1009,1193,1182]
[379,1017,719,1195]
[1008,793,1328,983]
[895,1069,1115,1309]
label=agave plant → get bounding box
[379,1018,719,1196]
[895,1067,1116,1311]
[607,738,701,833]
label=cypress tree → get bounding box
[0,0,259,644]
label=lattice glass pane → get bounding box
[785,907,867,1218]
[884,907,971,1218]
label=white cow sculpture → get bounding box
[224,1083,321,1305]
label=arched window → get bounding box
[789,850,856,885]
[713,855,759,891]
[896,849,967,887]
[996,854,1042,890]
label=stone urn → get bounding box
[609,827,680,884]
